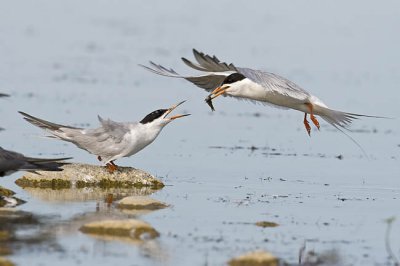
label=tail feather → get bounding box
[25,156,72,164]
[316,107,386,129]
[26,156,71,172]
[316,107,388,158]
[19,111,80,131]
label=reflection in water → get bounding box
[20,187,159,203]
[0,208,61,259]
[55,206,169,263]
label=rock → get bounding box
[0,257,14,266]
[255,221,279,228]
[0,187,25,208]
[0,231,11,241]
[15,163,164,189]
[0,187,14,197]
[228,250,279,266]
[21,187,157,202]
[118,196,168,210]
[0,208,36,223]
[79,219,159,241]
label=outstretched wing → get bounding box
[139,49,238,92]
[139,61,229,92]
[238,67,311,100]
[182,49,238,72]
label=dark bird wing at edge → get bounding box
[0,147,71,176]
[0,93,10,97]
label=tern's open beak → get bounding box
[164,100,191,120]
[209,85,230,100]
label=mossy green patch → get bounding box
[17,177,163,190]
[255,221,279,228]
[79,219,159,240]
[0,187,15,197]
[15,177,71,189]
[0,257,14,266]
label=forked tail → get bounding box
[315,106,387,157]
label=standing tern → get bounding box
[0,147,71,177]
[140,49,382,137]
[19,101,190,172]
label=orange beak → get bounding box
[209,85,230,100]
[169,114,191,120]
[164,100,191,120]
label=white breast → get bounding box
[123,124,162,157]
[228,78,311,109]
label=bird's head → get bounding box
[139,100,190,128]
[209,73,247,99]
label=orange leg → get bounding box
[305,103,320,130]
[106,162,118,173]
[304,113,311,136]
[105,193,114,207]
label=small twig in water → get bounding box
[299,241,306,265]
[385,216,399,266]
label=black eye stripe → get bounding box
[221,73,246,85]
[140,109,168,124]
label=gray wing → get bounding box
[19,111,130,160]
[182,49,238,72]
[238,67,311,99]
[95,116,131,144]
[0,93,9,98]
[139,49,238,92]
[139,61,227,92]
[68,116,132,159]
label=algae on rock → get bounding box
[80,219,159,241]
[16,163,164,189]
[118,196,168,210]
[228,250,279,266]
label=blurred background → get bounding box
[0,0,399,265]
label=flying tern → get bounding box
[140,49,381,137]
[0,147,71,177]
[19,101,190,172]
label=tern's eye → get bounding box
[222,73,246,85]
[140,109,168,124]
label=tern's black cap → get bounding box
[221,73,246,85]
[140,109,168,124]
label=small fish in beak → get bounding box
[204,85,230,111]
[205,95,215,111]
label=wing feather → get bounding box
[185,49,238,72]
[139,61,229,92]
[237,67,311,101]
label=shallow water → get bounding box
[1,0,400,265]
